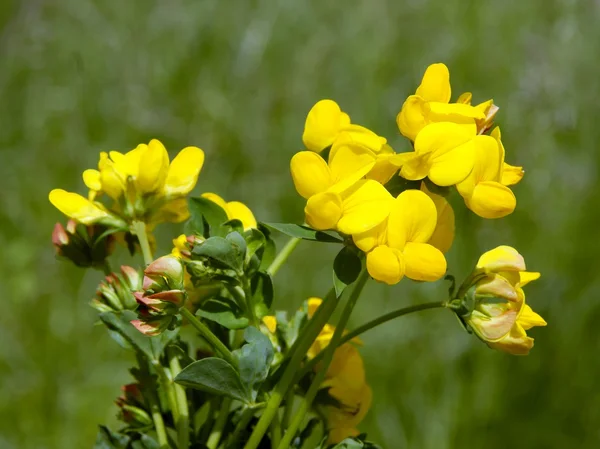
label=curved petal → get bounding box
[352,219,387,253]
[398,152,430,181]
[388,190,437,249]
[302,99,351,152]
[428,139,476,186]
[415,63,451,103]
[366,245,405,285]
[502,163,524,186]
[467,181,516,219]
[427,101,486,120]
[305,191,343,230]
[337,180,393,234]
[163,146,205,196]
[152,197,190,224]
[136,139,170,194]
[414,121,476,155]
[335,125,387,153]
[49,189,112,225]
[226,201,257,230]
[517,304,547,330]
[422,186,455,254]
[456,135,502,197]
[396,95,428,141]
[476,245,526,272]
[82,169,102,191]
[366,153,399,185]
[201,192,228,209]
[402,242,446,281]
[457,92,472,104]
[328,142,376,192]
[518,271,540,287]
[290,151,332,199]
[487,323,534,355]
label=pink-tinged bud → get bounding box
[145,255,184,289]
[52,223,69,249]
[66,219,78,234]
[142,275,156,291]
[475,274,519,302]
[147,290,186,307]
[131,319,163,336]
[120,266,140,290]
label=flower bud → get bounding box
[52,220,116,268]
[115,383,152,428]
[145,255,184,290]
[91,266,140,312]
[131,315,177,336]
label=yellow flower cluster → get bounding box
[49,139,205,229]
[291,63,524,285]
[467,246,546,355]
[306,298,371,444]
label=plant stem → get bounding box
[267,237,301,277]
[228,406,256,448]
[153,362,179,430]
[148,393,169,449]
[297,300,448,379]
[168,348,190,449]
[180,307,238,368]
[101,259,113,276]
[277,269,370,449]
[207,398,231,449]
[243,287,340,449]
[270,411,282,449]
[132,220,154,265]
[281,390,294,431]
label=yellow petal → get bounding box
[290,151,333,199]
[502,163,524,186]
[414,121,475,155]
[335,125,387,153]
[475,274,519,302]
[487,323,534,355]
[477,246,526,272]
[226,201,257,230]
[467,181,516,219]
[422,186,455,254]
[337,180,393,234]
[202,192,228,209]
[517,304,547,330]
[402,242,446,281]
[163,146,205,196]
[171,234,188,258]
[151,197,190,224]
[398,152,430,181]
[426,102,486,120]
[456,135,503,197]
[519,271,540,287]
[428,139,476,186]
[457,92,472,104]
[470,305,518,342]
[415,63,451,103]
[262,316,277,333]
[136,139,170,194]
[99,153,126,199]
[82,169,102,191]
[302,99,351,152]
[328,142,377,193]
[305,191,343,230]
[325,344,366,388]
[307,297,323,318]
[396,95,428,141]
[366,245,405,285]
[49,189,113,225]
[352,219,387,253]
[366,153,399,185]
[387,189,437,249]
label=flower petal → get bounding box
[422,185,455,254]
[518,271,540,287]
[502,163,524,186]
[415,63,451,103]
[477,246,526,272]
[290,151,332,199]
[456,135,502,197]
[163,146,205,196]
[337,180,393,234]
[335,125,387,153]
[302,99,351,152]
[387,189,437,249]
[136,139,170,194]
[467,181,516,219]
[328,142,377,192]
[202,192,228,209]
[82,169,102,191]
[366,153,399,185]
[305,191,343,230]
[517,304,547,330]
[426,101,486,120]
[366,245,404,285]
[396,95,428,141]
[352,219,387,253]
[49,189,113,225]
[428,139,476,186]
[226,201,257,230]
[402,242,446,281]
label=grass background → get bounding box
[1,0,599,447]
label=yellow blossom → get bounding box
[354,190,447,285]
[396,63,486,141]
[421,183,455,254]
[48,189,125,227]
[201,193,257,230]
[171,234,189,258]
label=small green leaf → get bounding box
[192,235,245,272]
[99,311,178,362]
[130,435,160,449]
[332,246,362,296]
[93,426,130,449]
[233,326,274,401]
[186,197,229,237]
[174,357,250,403]
[251,272,274,319]
[258,224,277,270]
[244,228,266,265]
[223,218,244,234]
[263,223,343,243]
[196,297,249,330]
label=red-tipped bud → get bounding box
[52,223,69,250]
[145,255,184,289]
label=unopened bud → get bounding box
[91,266,139,312]
[52,220,116,268]
[145,255,184,290]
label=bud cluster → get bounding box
[92,266,140,312]
[52,219,115,268]
[115,383,152,429]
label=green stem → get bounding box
[180,307,238,368]
[207,398,231,449]
[281,390,294,431]
[101,259,113,276]
[267,237,301,277]
[228,406,256,448]
[148,393,169,449]
[270,411,282,449]
[153,362,179,429]
[168,348,190,449]
[277,269,370,449]
[295,300,448,382]
[132,220,154,265]
[243,287,340,449]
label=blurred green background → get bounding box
[1,0,599,447]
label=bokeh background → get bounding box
[1,0,599,448]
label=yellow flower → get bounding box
[396,63,486,141]
[261,315,277,334]
[201,193,257,230]
[476,245,527,273]
[171,234,190,258]
[50,139,205,227]
[394,121,477,187]
[302,99,387,153]
[421,183,455,254]
[354,190,447,285]
[48,189,126,227]
[455,128,518,219]
[457,92,499,135]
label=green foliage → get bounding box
[333,246,363,296]
[195,297,249,330]
[185,197,229,238]
[192,234,246,273]
[233,326,275,402]
[264,223,343,243]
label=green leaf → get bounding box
[258,224,277,270]
[99,311,178,362]
[196,297,249,330]
[223,218,244,234]
[130,435,160,449]
[186,197,229,237]
[328,439,365,449]
[93,426,130,449]
[192,234,245,273]
[233,326,274,401]
[244,228,266,265]
[251,272,274,319]
[262,223,343,243]
[174,357,250,403]
[332,246,362,296]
